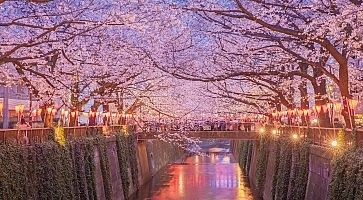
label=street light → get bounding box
[259,127,265,134]
[331,140,338,147]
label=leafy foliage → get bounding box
[96,136,113,200]
[115,131,131,199]
[0,139,96,199]
[256,135,270,192]
[329,148,363,200]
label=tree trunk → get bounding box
[313,69,331,127]
[339,62,354,128]
[299,63,309,125]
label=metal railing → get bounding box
[278,126,363,147]
[1,125,362,147]
[0,126,123,145]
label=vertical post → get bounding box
[2,86,9,129]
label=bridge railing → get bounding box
[1,125,362,147]
[0,126,124,145]
[278,126,363,148]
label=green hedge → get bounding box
[128,135,139,190]
[256,135,270,191]
[96,136,113,200]
[0,140,97,200]
[329,148,363,200]
[115,132,131,199]
[274,139,292,200]
[271,138,310,200]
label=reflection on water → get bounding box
[132,144,254,200]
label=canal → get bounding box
[132,140,254,200]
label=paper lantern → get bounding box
[315,105,322,113]
[334,103,342,111]
[293,108,298,115]
[327,103,333,111]
[349,99,359,110]
[32,110,37,117]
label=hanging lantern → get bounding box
[303,109,309,116]
[32,110,37,117]
[315,105,322,113]
[37,109,42,116]
[334,103,342,111]
[15,105,20,115]
[349,99,359,110]
[293,108,298,115]
[327,103,333,112]
[271,112,276,118]
[46,107,52,114]
[298,109,304,116]
[19,104,25,113]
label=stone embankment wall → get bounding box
[0,132,184,200]
[231,137,363,200]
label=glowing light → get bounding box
[349,99,359,110]
[292,134,298,140]
[331,140,338,147]
[272,129,277,135]
[259,128,265,134]
[311,118,318,124]
[315,105,322,113]
[334,103,341,111]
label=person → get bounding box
[17,116,30,144]
[18,116,30,129]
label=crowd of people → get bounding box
[142,119,262,132]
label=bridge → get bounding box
[0,125,362,148]
[137,130,259,140]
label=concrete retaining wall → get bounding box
[231,140,333,200]
[94,137,183,200]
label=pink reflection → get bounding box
[149,153,254,200]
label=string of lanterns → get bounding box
[271,99,358,119]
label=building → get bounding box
[0,85,33,128]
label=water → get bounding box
[132,141,254,200]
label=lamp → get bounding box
[315,105,322,113]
